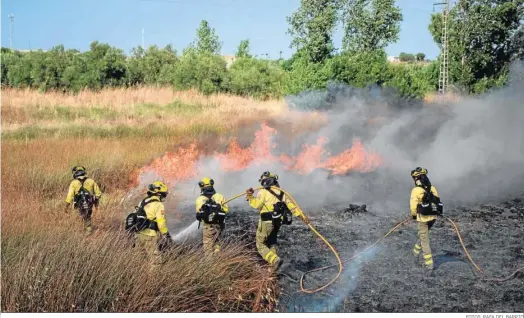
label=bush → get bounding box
[173,50,228,95]
[283,54,332,95]
[384,62,437,98]
[329,50,390,88]
[226,57,287,99]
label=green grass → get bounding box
[133,101,212,118]
[2,123,226,140]
[32,106,120,121]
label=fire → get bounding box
[281,137,328,174]
[323,139,382,175]
[213,124,278,171]
[132,123,382,187]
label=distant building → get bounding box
[387,56,400,63]
[223,55,237,68]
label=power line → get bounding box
[8,13,15,50]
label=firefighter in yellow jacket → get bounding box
[195,177,229,256]
[65,166,102,234]
[245,171,308,270]
[134,181,173,266]
[410,167,443,271]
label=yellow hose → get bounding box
[444,216,524,282]
[225,187,524,291]
[299,217,410,291]
[224,186,343,293]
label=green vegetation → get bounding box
[1,0,522,98]
[429,0,523,93]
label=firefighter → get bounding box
[134,181,173,266]
[245,171,308,270]
[195,177,229,256]
[410,167,442,271]
[65,166,102,234]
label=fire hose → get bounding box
[224,188,524,293]
[223,186,343,294]
[299,216,524,290]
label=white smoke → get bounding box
[131,62,524,231]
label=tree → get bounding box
[236,39,251,58]
[226,58,287,99]
[416,53,426,62]
[329,50,390,87]
[287,0,338,63]
[341,0,403,52]
[399,52,415,62]
[429,0,523,93]
[510,25,524,61]
[173,51,227,95]
[193,20,222,55]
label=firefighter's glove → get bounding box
[196,212,203,222]
[245,188,255,201]
[94,198,100,208]
[412,215,417,220]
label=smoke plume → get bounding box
[128,62,524,233]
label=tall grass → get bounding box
[1,134,278,312]
[1,87,296,140]
[1,221,277,312]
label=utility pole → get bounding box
[434,0,449,95]
[8,13,15,50]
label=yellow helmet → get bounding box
[148,181,169,195]
[198,177,214,188]
[411,167,428,178]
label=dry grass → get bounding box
[0,87,331,312]
[1,138,279,312]
[1,112,282,313]
[1,87,302,142]
[2,87,286,111]
[1,87,288,134]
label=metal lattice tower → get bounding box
[434,0,450,95]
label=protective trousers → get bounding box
[203,223,225,256]
[413,219,435,269]
[256,220,281,267]
[135,232,162,267]
[78,208,93,234]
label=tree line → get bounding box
[1,0,522,99]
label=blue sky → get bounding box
[1,0,439,59]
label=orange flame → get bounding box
[133,123,382,187]
[213,123,278,171]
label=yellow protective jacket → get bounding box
[195,192,229,213]
[410,185,439,222]
[249,188,304,219]
[138,196,169,237]
[65,177,102,204]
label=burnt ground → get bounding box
[213,196,524,313]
